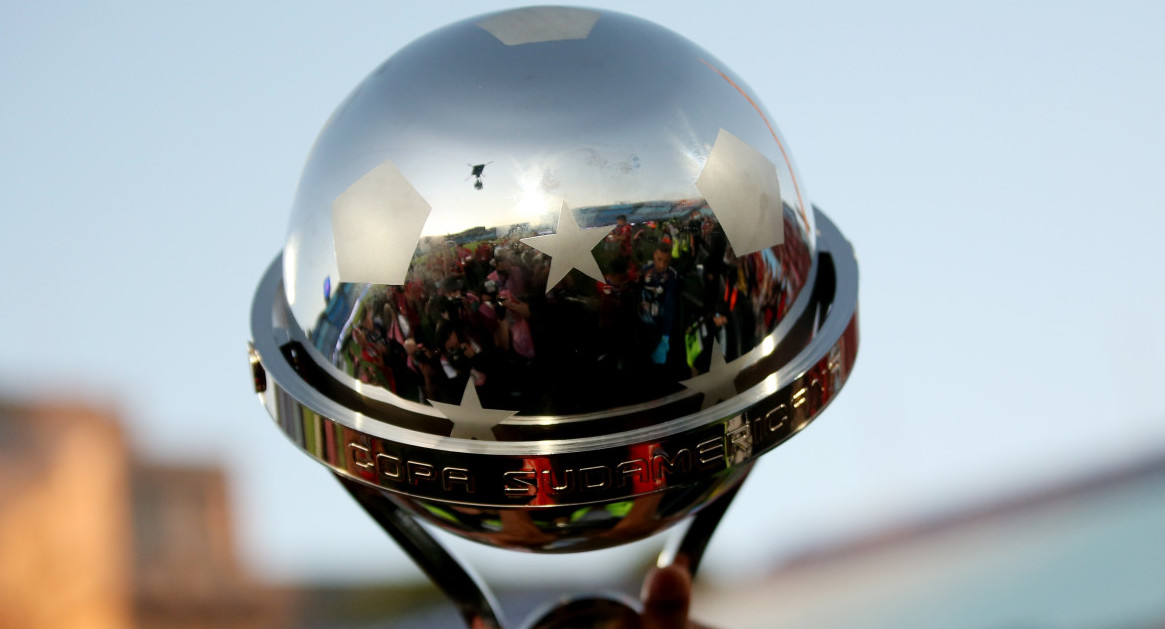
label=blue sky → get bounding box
[2,1,1163,585]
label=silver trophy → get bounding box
[248,7,858,627]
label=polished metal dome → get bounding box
[250,6,858,552]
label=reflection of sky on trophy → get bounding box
[284,133,715,331]
[280,16,804,330]
[411,139,706,236]
[3,0,1165,593]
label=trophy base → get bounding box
[340,468,746,628]
[373,464,753,553]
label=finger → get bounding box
[640,564,691,629]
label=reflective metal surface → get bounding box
[251,206,856,549]
[280,7,819,426]
[248,7,859,624]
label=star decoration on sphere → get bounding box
[680,340,746,411]
[695,128,785,255]
[429,380,519,441]
[520,201,614,292]
[476,6,601,46]
[332,158,431,286]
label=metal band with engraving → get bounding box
[250,207,858,509]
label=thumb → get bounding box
[640,564,692,629]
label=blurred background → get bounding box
[2,1,1164,627]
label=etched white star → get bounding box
[680,340,745,410]
[695,128,785,255]
[332,158,431,286]
[520,201,614,292]
[476,7,601,46]
[429,380,519,441]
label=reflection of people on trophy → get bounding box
[631,220,661,262]
[597,257,637,366]
[497,290,534,361]
[320,198,815,417]
[639,245,680,369]
[453,241,473,275]
[468,237,493,288]
[350,304,391,388]
[607,213,633,259]
[492,289,539,407]
[682,208,705,250]
[433,276,472,331]
[412,321,478,403]
[379,294,425,399]
[488,250,529,297]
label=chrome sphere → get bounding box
[250,7,859,552]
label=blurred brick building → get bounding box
[0,402,133,629]
[0,401,287,629]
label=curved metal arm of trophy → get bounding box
[658,468,746,575]
[337,476,506,628]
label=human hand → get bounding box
[489,564,718,629]
[503,297,530,318]
[638,564,715,629]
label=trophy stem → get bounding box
[339,476,507,629]
[658,471,746,575]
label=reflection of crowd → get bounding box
[324,202,810,416]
